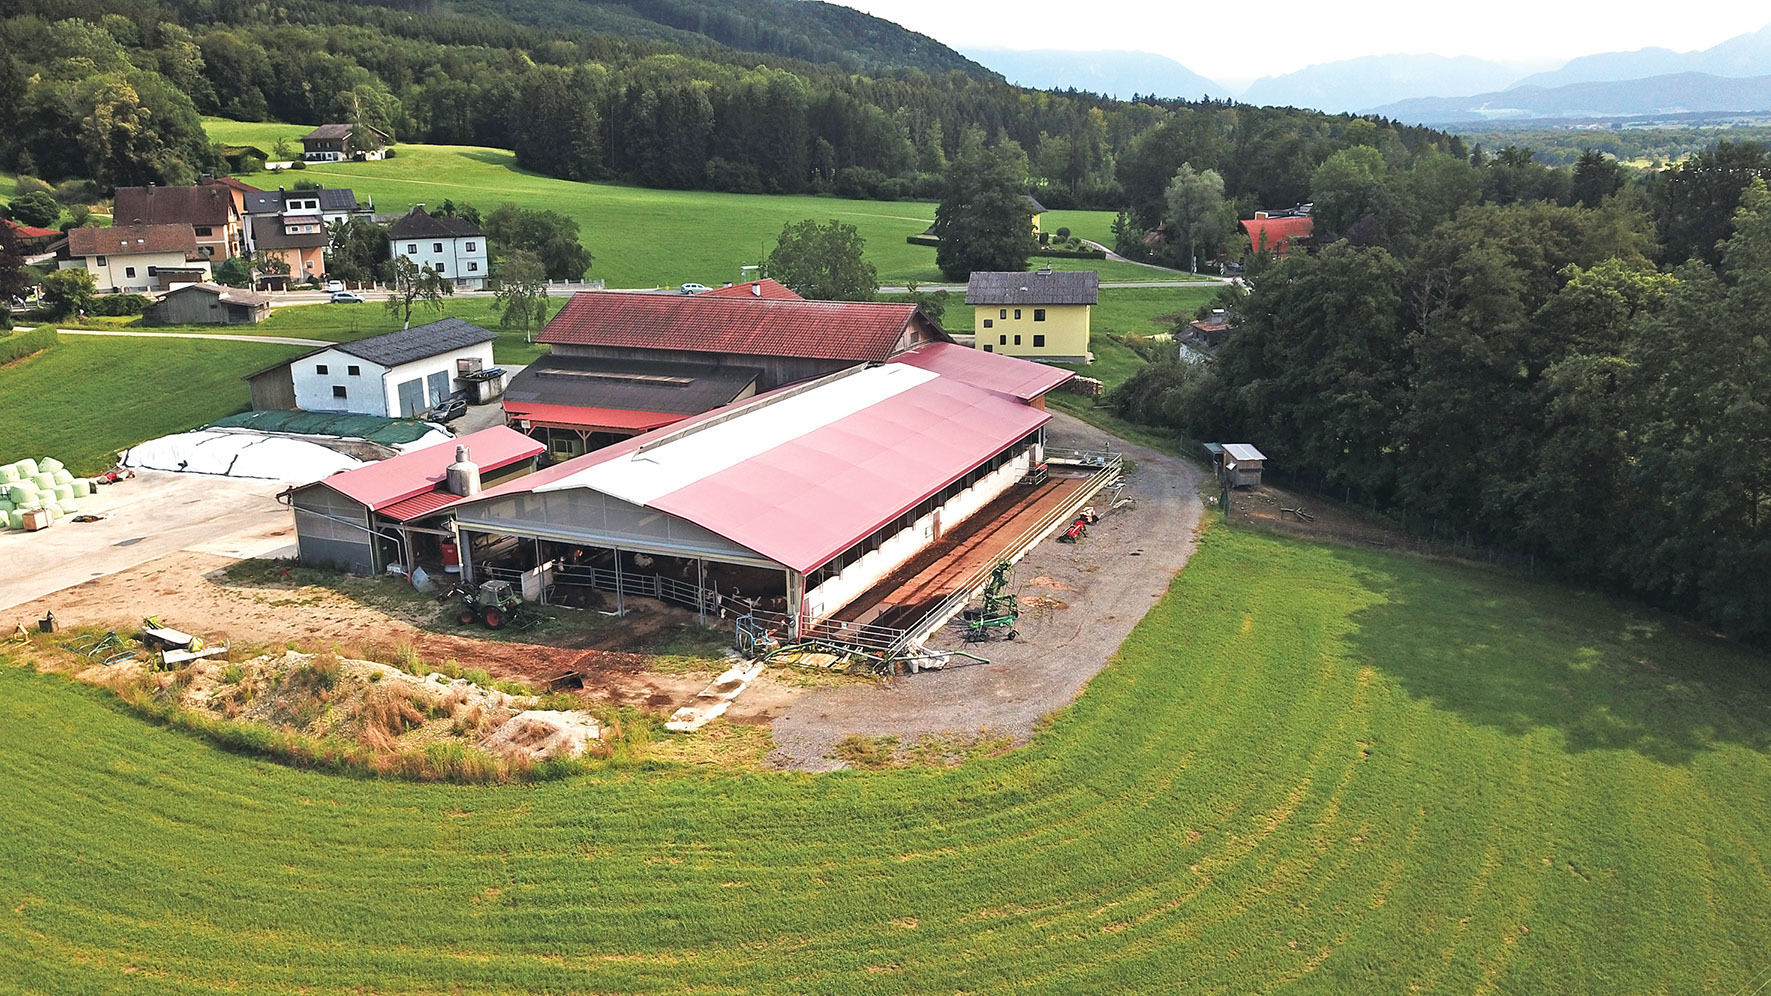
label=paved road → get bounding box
[767,410,1207,770]
[58,328,330,346]
[878,278,1228,293]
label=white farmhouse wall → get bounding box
[803,448,1032,623]
[61,251,205,294]
[292,348,389,414]
[379,343,496,415]
[389,235,488,288]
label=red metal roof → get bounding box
[696,279,803,300]
[379,490,469,523]
[1242,216,1314,254]
[648,375,1048,573]
[3,219,59,240]
[538,292,929,363]
[889,341,1073,402]
[502,401,682,432]
[315,426,544,512]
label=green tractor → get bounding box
[454,579,522,630]
[962,562,1019,642]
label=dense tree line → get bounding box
[1113,135,1771,645]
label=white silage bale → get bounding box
[32,473,54,490]
[52,484,74,502]
[39,457,64,473]
[13,459,37,478]
[56,499,78,516]
[0,465,16,485]
[8,483,36,505]
[51,469,73,486]
[5,510,20,529]
[0,498,12,512]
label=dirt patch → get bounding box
[1225,484,1420,551]
[7,550,778,723]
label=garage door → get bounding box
[427,369,451,406]
[396,378,424,416]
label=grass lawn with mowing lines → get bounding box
[0,335,307,473]
[6,526,1771,990]
[201,119,1211,288]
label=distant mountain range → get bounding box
[963,47,1225,100]
[963,21,1771,124]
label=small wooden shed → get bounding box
[1220,443,1266,487]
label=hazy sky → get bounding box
[840,1,1771,84]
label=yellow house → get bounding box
[1025,194,1047,236]
[968,267,1098,364]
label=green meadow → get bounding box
[5,526,1770,990]
[201,118,1203,287]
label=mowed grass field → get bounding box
[201,118,1198,287]
[0,335,307,473]
[6,525,1771,991]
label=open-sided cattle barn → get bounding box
[454,347,1087,643]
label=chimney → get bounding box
[751,283,761,297]
[445,445,481,497]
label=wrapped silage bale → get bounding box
[0,498,12,512]
[8,483,37,505]
[51,484,73,502]
[0,465,16,485]
[56,499,78,516]
[51,469,73,486]
[79,479,95,496]
[13,459,37,478]
[5,510,21,529]
[39,457,63,473]
[32,473,54,490]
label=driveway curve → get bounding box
[768,410,1207,769]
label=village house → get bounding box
[387,206,488,289]
[966,267,1098,364]
[246,318,496,417]
[241,187,372,254]
[1241,203,1314,255]
[56,223,207,294]
[301,123,391,162]
[112,184,245,261]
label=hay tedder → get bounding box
[962,562,1020,642]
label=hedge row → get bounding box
[904,234,1104,259]
[0,326,60,365]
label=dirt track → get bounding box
[766,410,1208,769]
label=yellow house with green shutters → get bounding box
[968,267,1098,364]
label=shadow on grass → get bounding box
[1334,547,1771,767]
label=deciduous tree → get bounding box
[493,249,550,342]
[385,256,452,326]
[933,138,1035,280]
[765,219,877,301]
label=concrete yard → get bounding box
[0,470,297,613]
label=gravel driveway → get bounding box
[767,410,1207,769]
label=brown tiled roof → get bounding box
[303,123,388,143]
[538,293,932,363]
[697,279,804,300]
[386,206,481,240]
[66,224,198,257]
[112,186,235,227]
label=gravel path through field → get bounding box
[767,410,1207,769]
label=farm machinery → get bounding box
[962,561,1020,642]
[448,579,523,630]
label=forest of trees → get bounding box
[1113,141,1771,646]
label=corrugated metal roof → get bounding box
[312,426,544,512]
[502,402,682,432]
[889,341,1073,402]
[1241,216,1313,253]
[378,490,468,522]
[504,355,759,417]
[537,292,933,363]
[332,318,495,368]
[965,269,1099,306]
[464,364,1049,574]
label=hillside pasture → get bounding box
[5,526,1770,990]
[200,119,1197,287]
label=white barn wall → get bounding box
[380,343,495,416]
[803,449,1032,622]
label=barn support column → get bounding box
[614,546,625,616]
[786,570,805,641]
[459,530,475,583]
[696,558,707,626]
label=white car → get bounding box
[323,280,345,292]
[681,283,711,294]
[330,290,367,304]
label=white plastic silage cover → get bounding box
[123,431,364,482]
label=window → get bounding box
[1014,334,1022,345]
[999,334,1007,345]
[124,266,136,278]
[982,344,993,352]
[1014,309,1022,320]
[347,365,360,376]
[195,226,213,237]
[316,364,329,374]
[467,262,478,272]
[1033,334,1046,347]
[95,255,107,266]
[1034,308,1046,321]
[407,244,417,253]
[982,318,993,328]
[434,262,445,274]
[147,266,158,276]
[433,242,443,253]
[332,386,347,399]
[999,309,1007,319]
[466,242,477,252]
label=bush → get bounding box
[0,326,61,364]
[9,190,60,228]
[88,294,151,316]
[383,149,396,159]
[289,160,307,170]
